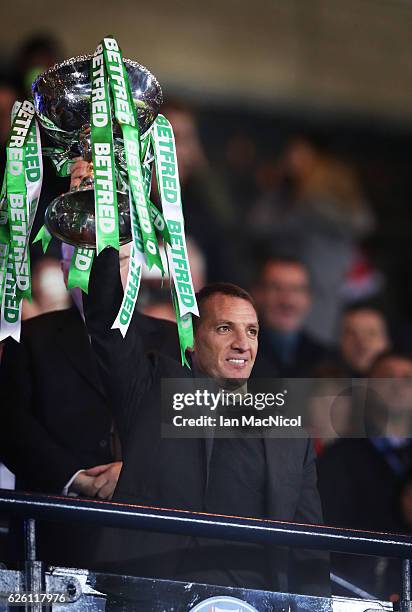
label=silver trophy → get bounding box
[32,55,163,247]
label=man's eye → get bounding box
[248,328,258,337]
[217,325,230,333]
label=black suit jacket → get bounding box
[318,438,407,534]
[0,307,179,493]
[252,327,333,378]
[0,305,179,567]
[84,249,330,596]
[0,307,112,492]
[317,438,410,597]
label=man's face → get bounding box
[370,356,412,414]
[256,262,311,333]
[340,310,389,374]
[193,294,259,381]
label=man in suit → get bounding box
[252,256,333,378]
[338,303,390,377]
[0,244,179,567]
[84,248,330,596]
[318,351,412,599]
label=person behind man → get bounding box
[157,101,241,284]
[252,256,333,377]
[0,243,179,567]
[83,247,329,596]
[318,351,412,599]
[338,303,391,376]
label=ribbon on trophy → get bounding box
[151,114,199,364]
[0,100,43,341]
[1,35,198,364]
[99,36,198,363]
[90,41,119,255]
[90,36,164,340]
[111,142,167,339]
[0,176,9,328]
[101,37,164,272]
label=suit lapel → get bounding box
[54,308,106,398]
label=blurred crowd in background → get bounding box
[2,31,412,602]
[1,33,412,342]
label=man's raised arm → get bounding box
[83,248,153,445]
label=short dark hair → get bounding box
[257,256,310,286]
[193,282,257,331]
[342,301,387,320]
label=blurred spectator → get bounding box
[186,236,207,292]
[306,367,353,454]
[142,300,175,322]
[318,351,412,599]
[14,33,63,98]
[139,236,207,298]
[159,101,240,283]
[225,129,258,213]
[252,256,333,377]
[339,303,391,376]
[365,351,412,438]
[22,257,70,320]
[249,135,375,344]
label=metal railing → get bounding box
[0,489,411,610]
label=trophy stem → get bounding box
[79,129,92,162]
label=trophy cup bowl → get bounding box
[32,55,163,247]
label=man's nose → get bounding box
[231,330,250,351]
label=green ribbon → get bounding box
[112,141,171,337]
[111,244,142,335]
[6,100,35,301]
[0,173,9,300]
[8,37,197,366]
[67,247,94,293]
[151,113,199,363]
[0,100,43,341]
[0,219,9,310]
[32,224,52,253]
[172,288,194,367]
[90,42,119,255]
[24,116,43,271]
[102,36,163,274]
